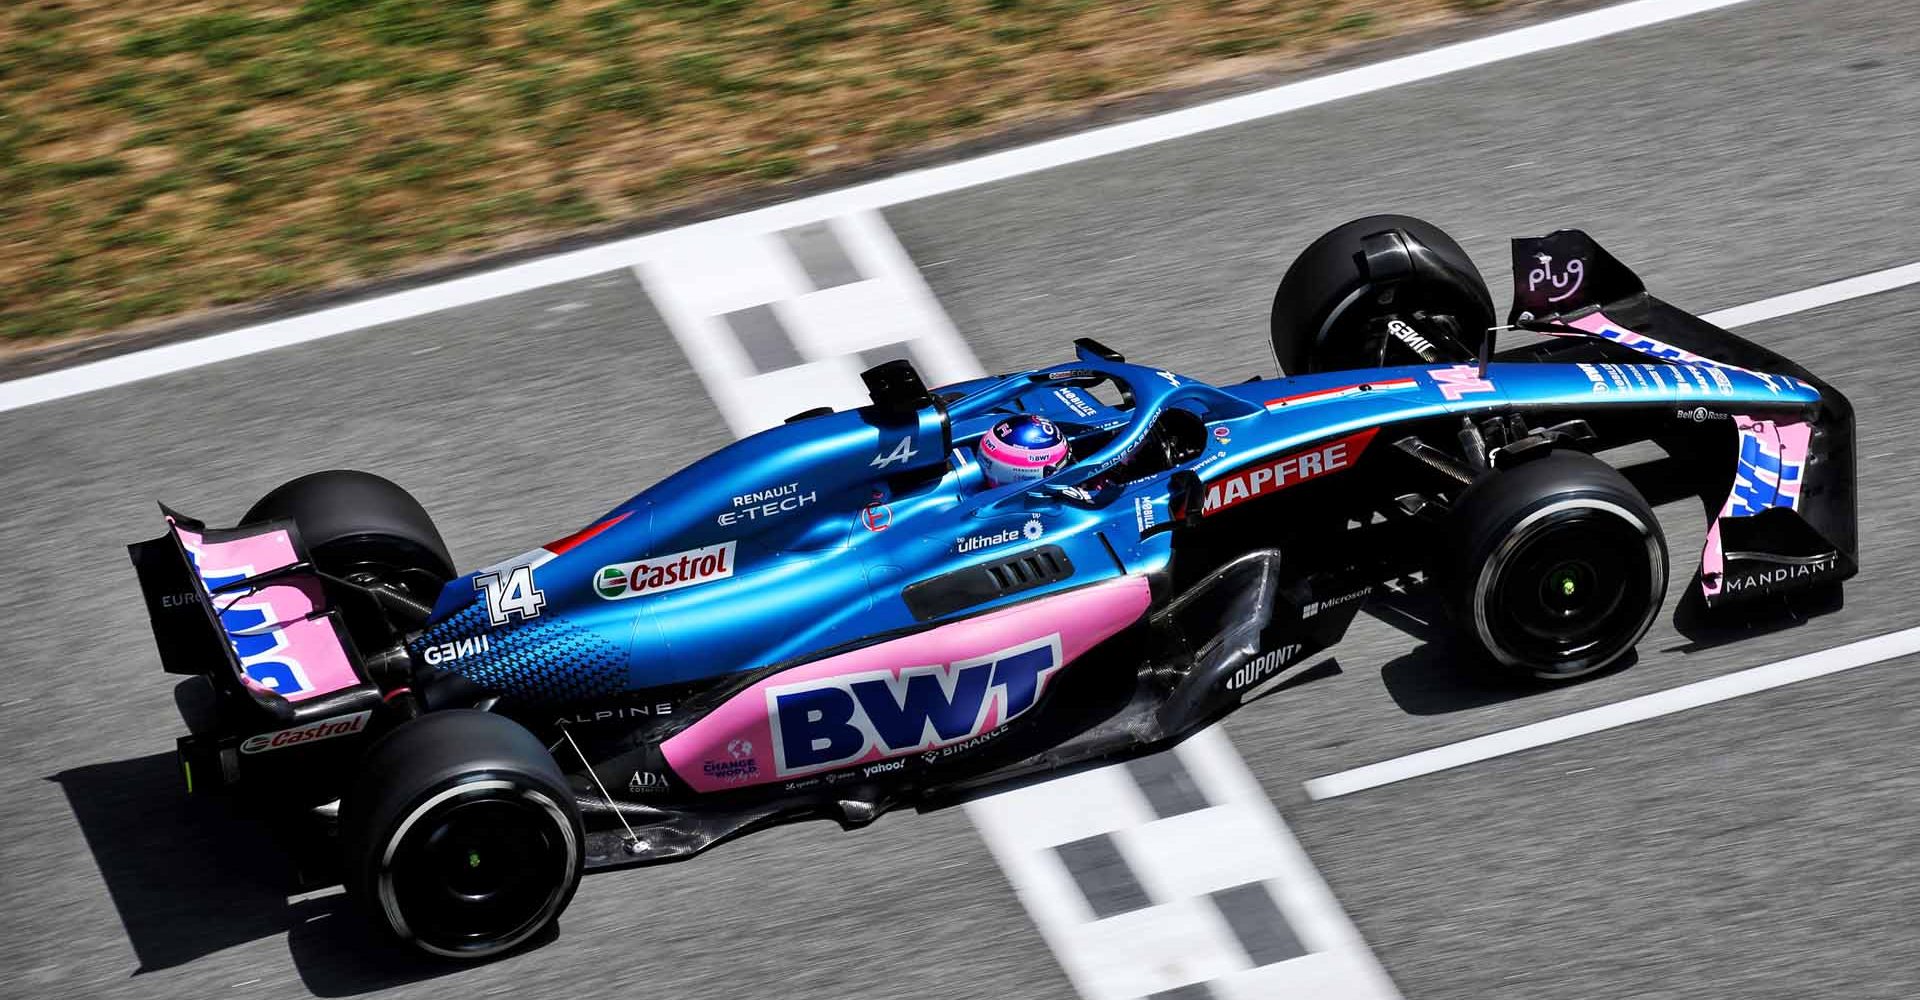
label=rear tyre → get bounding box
[1438,453,1667,682]
[341,711,584,960]
[1271,215,1494,375]
[246,469,454,605]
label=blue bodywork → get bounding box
[409,342,1819,705]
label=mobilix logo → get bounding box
[764,634,1063,777]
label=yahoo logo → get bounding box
[766,635,1063,776]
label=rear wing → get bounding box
[129,508,370,719]
[1508,230,1858,607]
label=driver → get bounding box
[978,415,1070,487]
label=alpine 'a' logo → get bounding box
[871,436,918,469]
[766,635,1063,776]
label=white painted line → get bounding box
[1701,261,1920,329]
[0,0,1763,416]
[1304,626,1920,800]
[969,728,1400,1000]
[638,210,981,435]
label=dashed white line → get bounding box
[645,205,1393,996]
[970,729,1400,1000]
[637,210,981,435]
[0,0,1768,416]
[1305,626,1920,800]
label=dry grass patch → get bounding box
[1,0,1508,346]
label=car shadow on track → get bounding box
[1366,588,1531,716]
[47,752,487,996]
[1366,588,1635,715]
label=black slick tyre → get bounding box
[1438,452,1667,682]
[246,469,454,603]
[1271,214,1493,375]
[341,711,584,960]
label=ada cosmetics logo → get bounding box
[239,710,370,754]
[596,541,737,600]
[627,771,670,794]
[766,634,1063,777]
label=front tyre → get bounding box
[1438,453,1667,682]
[342,711,584,960]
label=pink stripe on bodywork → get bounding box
[1565,312,1729,367]
[174,523,361,702]
[662,575,1152,792]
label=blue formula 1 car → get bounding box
[130,218,1856,958]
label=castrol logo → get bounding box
[238,710,371,755]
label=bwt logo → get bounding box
[766,635,1063,776]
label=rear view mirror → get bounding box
[1169,470,1204,528]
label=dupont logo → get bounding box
[239,710,371,755]
[1203,429,1378,515]
[596,541,737,600]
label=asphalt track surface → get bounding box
[4,0,1918,997]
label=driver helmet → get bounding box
[978,415,1069,486]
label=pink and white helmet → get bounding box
[978,415,1069,486]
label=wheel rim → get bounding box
[1316,295,1480,371]
[1474,498,1663,678]
[324,535,452,603]
[379,781,578,958]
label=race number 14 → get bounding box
[475,565,545,626]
